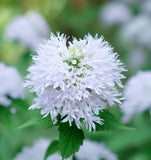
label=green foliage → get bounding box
[59,122,84,158]
[44,140,60,160]
[1,0,151,160]
[95,110,134,131]
[18,115,53,129]
[0,107,11,129]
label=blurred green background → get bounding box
[0,0,151,160]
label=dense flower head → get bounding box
[0,63,25,106]
[121,71,151,123]
[100,2,132,27]
[13,138,117,160]
[25,33,125,131]
[4,11,50,50]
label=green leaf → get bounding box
[18,115,53,129]
[11,98,29,110]
[44,140,60,160]
[0,107,11,129]
[95,110,134,131]
[59,122,84,158]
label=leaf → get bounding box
[0,107,11,129]
[11,98,29,110]
[59,122,84,158]
[18,118,37,129]
[18,115,53,129]
[44,140,59,160]
[95,110,134,131]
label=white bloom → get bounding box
[118,0,139,4]
[25,33,125,131]
[141,0,151,15]
[13,138,71,160]
[100,2,132,27]
[0,63,25,107]
[121,15,151,48]
[76,140,118,160]
[121,71,151,123]
[13,139,117,160]
[127,48,147,70]
[4,11,50,50]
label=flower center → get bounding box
[63,55,84,69]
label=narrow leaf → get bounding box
[18,118,37,129]
[18,115,53,129]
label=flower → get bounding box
[13,139,117,160]
[75,140,118,160]
[121,71,151,123]
[99,2,132,27]
[4,11,50,50]
[121,14,151,48]
[0,63,25,106]
[127,48,148,70]
[25,33,125,131]
[118,0,139,4]
[141,0,151,15]
[13,138,71,160]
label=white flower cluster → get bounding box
[100,2,132,27]
[13,139,70,160]
[0,63,25,106]
[121,15,151,48]
[127,48,147,70]
[118,0,139,4]
[122,71,151,123]
[141,0,151,15]
[4,11,50,50]
[25,33,125,131]
[75,140,118,160]
[13,139,118,160]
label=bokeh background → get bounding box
[0,0,151,160]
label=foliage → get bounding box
[1,0,151,160]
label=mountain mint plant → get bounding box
[24,32,126,159]
[25,33,125,130]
